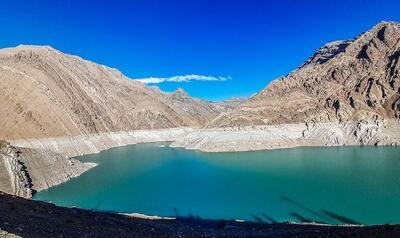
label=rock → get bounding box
[0,142,95,198]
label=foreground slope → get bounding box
[1,191,399,238]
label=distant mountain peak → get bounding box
[171,88,190,101]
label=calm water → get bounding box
[33,143,400,225]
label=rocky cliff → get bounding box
[0,140,94,197]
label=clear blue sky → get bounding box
[1,0,399,101]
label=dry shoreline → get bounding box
[9,120,400,157]
[1,120,400,198]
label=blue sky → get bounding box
[1,0,399,101]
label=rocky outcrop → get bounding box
[0,141,33,197]
[0,140,95,198]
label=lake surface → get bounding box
[33,143,400,225]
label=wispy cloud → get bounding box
[135,74,231,84]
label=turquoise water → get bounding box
[33,143,400,225]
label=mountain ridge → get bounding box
[208,21,400,127]
[0,45,229,139]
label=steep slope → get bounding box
[210,21,400,127]
[0,45,218,140]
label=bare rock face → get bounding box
[0,141,33,197]
[0,46,219,140]
[0,140,95,198]
[301,40,352,67]
[209,21,400,128]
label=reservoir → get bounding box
[33,143,400,225]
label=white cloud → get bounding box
[135,74,231,84]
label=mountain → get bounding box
[1,22,400,197]
[209,21,400,127]
[0,45,220,140]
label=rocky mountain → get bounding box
[209,21,400,127]
[0,45,221,140]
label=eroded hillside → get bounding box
[0,46,223,139]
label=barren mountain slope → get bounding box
[0,45,219,139]
[210,21,400,127]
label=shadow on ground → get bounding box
[0,192,398,238]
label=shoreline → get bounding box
[2,120,400,198]
[171,120,400,152]
[9,119,400,157]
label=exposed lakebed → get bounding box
[34,143,400,225]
